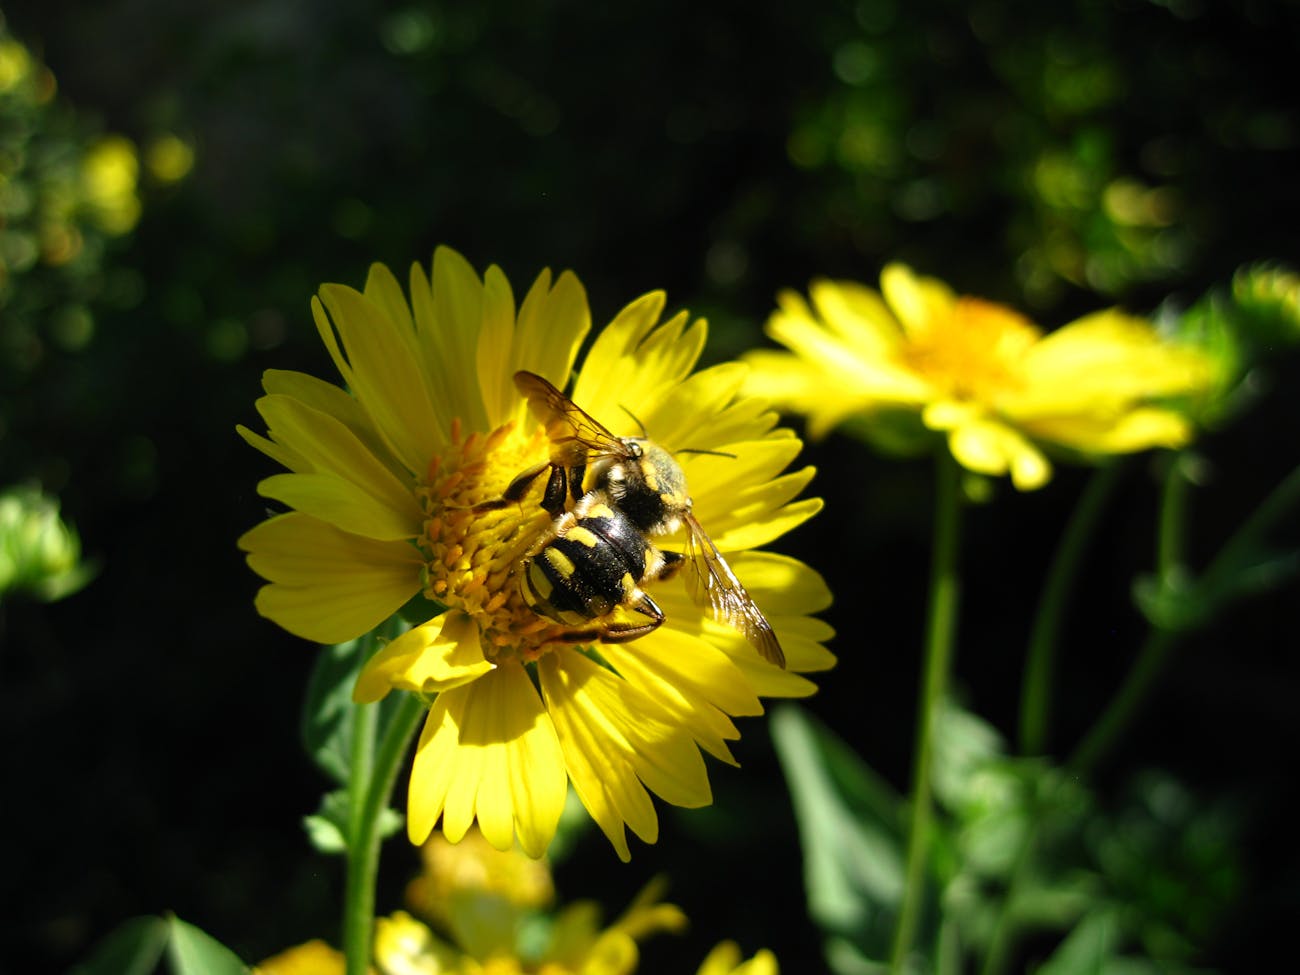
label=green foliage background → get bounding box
[3,0,1298,970]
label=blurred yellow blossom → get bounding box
[81,134,141,234]
[745,263,1213,489]
[255,938,350,975]
[373,830,686,975]
[696,941,779,975]
[146,132,196,184]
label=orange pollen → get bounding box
[899,297,1041,401]
[416,419,567,664]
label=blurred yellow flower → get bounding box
[254,938,349,975]
[239,247,834,860]
[81,135,141,235]
[744,263,1213,489]
[695,941,779,975]
[145,132,196,184]
[0,37,32,91]
[374,832,685,975]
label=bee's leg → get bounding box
[541,465,569,515]
[568,463,587,505]
[598,590,665,642]
[651,550,686,581]
[473,461,550,512]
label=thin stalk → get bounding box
[890,453,963,971]
[1155,452,1191,578]
[342,690,426,975]
[1018,462,1125,755]
[1071,460,1300,775]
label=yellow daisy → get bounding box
[695,941,779,975]
[744,263,1213,489]
[238,247,834,861]
[374,827,686,975]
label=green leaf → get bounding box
[69,916,169,975]
[770,704,904,965]
[165,915,249,975]
[301,617,420,786]
[1036,909,1119,975]
[305,787,405,855]
[301,637,369,785]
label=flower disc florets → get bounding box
[417,420,564,663]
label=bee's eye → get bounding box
[626,441,643,459]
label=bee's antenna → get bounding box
[677,447,738,459]
[619,405,649,438]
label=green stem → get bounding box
[1071,459,1300,775]
[890,453,963,971]
[978,799,1040,975]
[1156,452,1191,578]
[1018,462,1125,755]
[342,690,426,975]
[1068,628,1176,776]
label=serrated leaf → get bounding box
[770,704,904,963]
[69,916,170,975]
[165,915,249,975]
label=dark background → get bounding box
[3,0,1298,970]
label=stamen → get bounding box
[416,420,566,661]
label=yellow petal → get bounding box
[767,298,928,404]
[640,361,751,450]
[1017,309,1211,409]
[602,626,761,764]
[1022,406,1192,454]
[573,292,708,430]
[510,267,591,422]
[353,611,493,702]
[258,472,419,541]
[809,277,900,354]
[947,420,1051,490]
[363,263,416,332]
[683,438,804,507]
[239,513,421,643]
[880,262,956,341]
[236,423,307,474]
[539,650,712,861]
[700,490,822,553]
[254,394,424,535]
[258,368,409,482]
[314,286,444,475]
[410,664,566,856]
[476,264,518,427]
[428,246,488,430]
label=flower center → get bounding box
[901,297,1040,402]
[416,420,565,663]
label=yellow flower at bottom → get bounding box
[254,939,348,975]
[696,941,779,975]
[744,263,1214,489]
[238,247,834,861]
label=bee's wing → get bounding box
[514,370,628,467]
[683,513,786,668]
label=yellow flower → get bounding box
[254,939,349,975]
[238,247,834,860]
[695,941,779,975]
[744,263,1213,489]
[375,847,685,975]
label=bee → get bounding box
[486,370,785,667]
